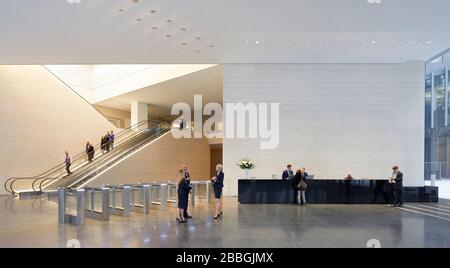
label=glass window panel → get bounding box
[434,73,446,128]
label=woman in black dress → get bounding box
[211,164,224,219]
[176,169,191,223]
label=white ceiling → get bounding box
[96,65,223,117]
[0,0,449,64]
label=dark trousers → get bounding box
[293,189,298,204]
[393,188,403,206]
[183,197,189,216]
[66,164,71,175]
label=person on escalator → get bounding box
[104,132,111,153]
[109,130,115,150]
[85,142,95,162]
[65,151,72,176]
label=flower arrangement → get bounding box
[238,159,254,169]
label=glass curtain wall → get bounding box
[425,49,450,180]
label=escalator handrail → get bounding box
[4,119,165,194]
[39,120,173,192]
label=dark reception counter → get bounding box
[238,179,438,204]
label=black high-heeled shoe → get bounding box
[219,212,223,217]
[213,215,219,219]
[176,218,184,223]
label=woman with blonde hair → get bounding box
[176,169,190,223]
[211,163,225,219]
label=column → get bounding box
[131,101,149,130]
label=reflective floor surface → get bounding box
[1,196,450,248]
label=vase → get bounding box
[242,169,250,179]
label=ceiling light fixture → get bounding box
[255,41,260,44]
[426,40,433,44]
[166,19,173,23]
[181,42,187,46]
[131,0,139,3]
[166,34,172,38]
[118,8,124,13]
[152,26,157,30]
[180,27,187,31]
[136,18,142,22]
[196,37,201,40]
[149,10,157,14]
[209,44,215,48]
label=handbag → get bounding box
[298,180,307,191]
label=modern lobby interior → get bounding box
[1,0,450,249]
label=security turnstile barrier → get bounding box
[149,183,168,209]
[166,182,178,205]
[104,185,132,217]
[124,184,151,214]
[58,188,85,227]
[191,181,212,205]
[83,186,110,221]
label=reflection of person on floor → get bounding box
[211,164,224,219]
[176,169,189,223]
[65,151,72,176]
[373,180,389,204]
[390,165,403,207]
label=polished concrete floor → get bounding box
[1,196,450,248]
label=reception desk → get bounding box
[238,179,438,204]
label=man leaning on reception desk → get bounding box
[281,164,294,180]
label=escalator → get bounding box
[4,119,174,196]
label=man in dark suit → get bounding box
[182,165,193,218]
[282,164,294,180]
[390,165,403,207]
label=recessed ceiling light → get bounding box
[118,8,124,13]
[245,41,249,44]
[180,27,187,31]
[136,18,142,22]
[305,40,311,45]
[380,40,385,44]
[209,44,215,48]
[152,26,157,30]
[166,19,173,23]
[181,42,187,46]
[362,40,367,44]
[196,37,201,40]
[343,40,349,45]
[149,10,157,14]
[255,41,260,44]
[426,40,433,44]
[131,0,139,3]
[371,40,377,44]
[166,34,172,38]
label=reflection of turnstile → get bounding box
[58,188,85,226]
[123,184,151,214]
[104,185,132,217]
[149,183,168,209]
[191,181,212,205]
[83,186,110,221]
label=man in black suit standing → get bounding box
[182,164,193,219]
[282,164,294,180]
[389,165,403,207]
